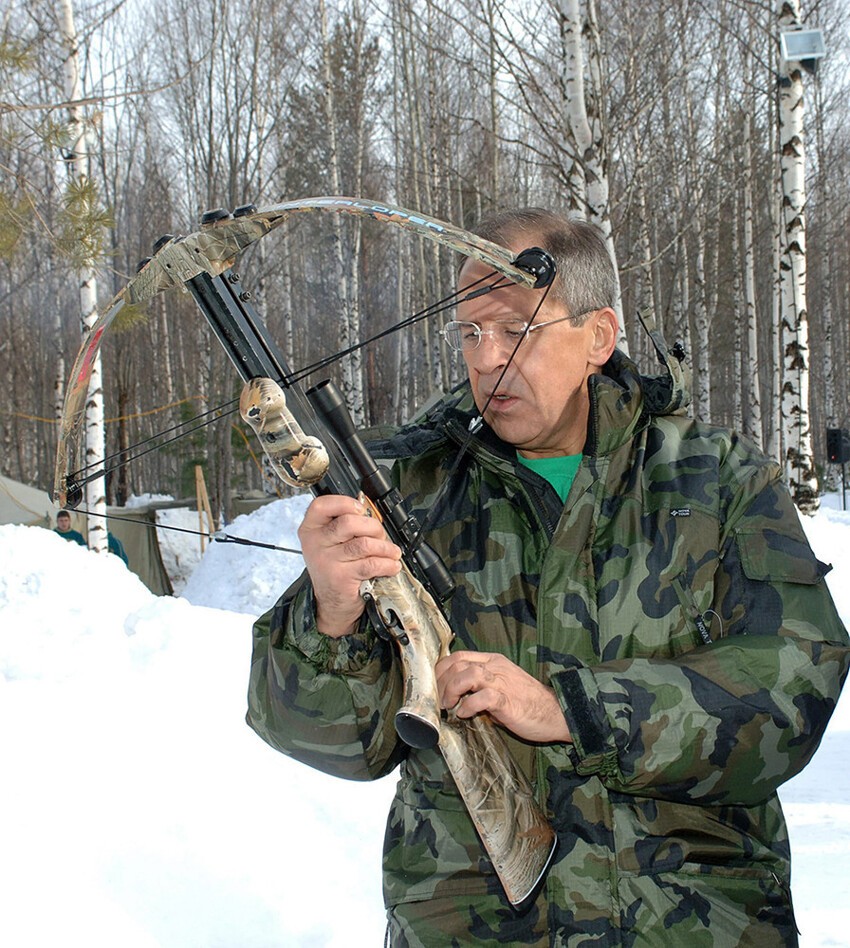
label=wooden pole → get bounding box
[195,465,215,553]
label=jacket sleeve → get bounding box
[246,571,407,781]
[551,470,850,807]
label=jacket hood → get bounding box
[586,314,691,457]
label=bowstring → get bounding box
[67,400,242,490]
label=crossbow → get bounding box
[53,196,558,906]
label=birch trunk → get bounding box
[768,187,783,463]
[814,78,834,430]
[777,0,818,512]
[558,0,625,347]
[397,0,433,403]
[422,0,443,396]
[319,0,362,424]
[674,13,710,421]
[390,33,411,423]
[58,0,107,551]
[53,305,65,425]
[694,238,710,421]
[348,0,367,421]
[742,39,763,450]
[634,154,657,350]
[485,0,500,203]
[732,198,743,431]
[767,22,783,463]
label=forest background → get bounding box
[2,0,848,525]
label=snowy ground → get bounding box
[1,495,849,947]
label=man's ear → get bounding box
[588,308,619,366]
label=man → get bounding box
[54,509,86,546]
[246,209,849,946]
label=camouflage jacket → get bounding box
[246,346,849,946]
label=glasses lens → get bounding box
[443,321,479,351]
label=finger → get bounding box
[434,651,489,686]
[438,650,491,667]
[302,493,367,526]
[435,651,502,684]
[340,543,403,580]
[451,687,503,719]
[299,503,397,556]
[437,663,492,709]
[324,513,395,549]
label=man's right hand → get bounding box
[297,494,402,638]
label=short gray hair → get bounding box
[467,208,617,324]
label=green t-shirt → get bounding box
[516,453,582,503]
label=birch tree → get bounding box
[741,35,763,450]
[58,0,108,549]
[557,0,624,344]
[777,0,818,512]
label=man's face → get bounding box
[56,514,71,533]
[456,252,615,458]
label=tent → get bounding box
[0,475,172,596]
[0,474,59,528]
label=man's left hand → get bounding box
[435,651,572,744]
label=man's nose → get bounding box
[465,333,509,372]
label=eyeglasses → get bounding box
[439,313,588,353]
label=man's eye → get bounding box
[501,323,527,339]
[461,326,480,340]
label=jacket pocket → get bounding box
[618,865,797,946]
[382,769,494,907]
[736,528,829,585]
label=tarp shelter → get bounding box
[0,473,59,527]
[230,490,278,518]
[0,475,172,596]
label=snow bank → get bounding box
[0,520,394,948]
[181,495,311,614]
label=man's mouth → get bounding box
[484,390,518,410]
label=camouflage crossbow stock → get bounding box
[54,196,558,906]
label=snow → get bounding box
[152,506,206,595]
[2,495,850,946]
[181,494,312,613]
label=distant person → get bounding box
[108,532,129,566]
[54,510,85,546]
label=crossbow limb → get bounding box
[53,195,547,507]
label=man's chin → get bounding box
[484,415,530,448]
